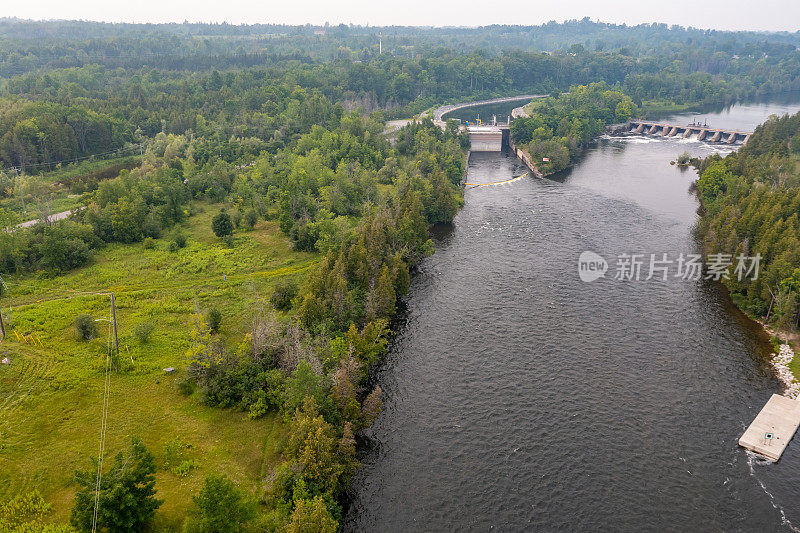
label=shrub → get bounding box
[211,211,233,238]
[168,241,179,253]
[222,234,235,248]
[172,459,200,478]
[74,314,97,341]
[677,151,691,165]
[232,210,242,229]
[134,321,155,343]
[243,209,258,229]
[270,281,298,311]
[142,237,155,249]
[141,214,162,239]
[287,497,337,533]
[206,308,222,333]
[39,231,92,273]
[0,490,67,532]
[163,437,186,471]
[172,231,187,249]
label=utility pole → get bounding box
[14,168,25,217]
[0,274,6,337]
[110,293,119,358]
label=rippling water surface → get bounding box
[345,102,800,531]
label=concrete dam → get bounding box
[610,120,753,145]
[467,125,509,152]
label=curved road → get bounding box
[384,94,544,137]
[433,94,544,126]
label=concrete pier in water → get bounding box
[739,394,800,461]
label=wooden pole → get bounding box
[0,310,6,338]
[110,293,119,357]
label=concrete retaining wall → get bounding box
[508,138,543,178]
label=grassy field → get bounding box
[0,202,316,528]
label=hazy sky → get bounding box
[3,0,800,32]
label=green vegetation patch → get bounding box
[0,204,311,525]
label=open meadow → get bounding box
[0,203,316,527]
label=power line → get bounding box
[91,299,114,533]
[2,143,144,174]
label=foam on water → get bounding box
[747,452,800,533]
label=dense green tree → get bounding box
[70,438,162,533]
[365,265,396,321]
[281,361,331,420]
[211,211,234,238]
[697,110,800,326]
[286,496,338,533]
[38,226,92,272]
[184,474,255,533]
[513,83,638,173]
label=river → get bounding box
[344,99,800,531]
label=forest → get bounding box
[0,16,799,533]
[510,82,637,173]
[696,111,800,331]
[1,18,800,174]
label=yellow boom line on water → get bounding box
[464,172,529,188]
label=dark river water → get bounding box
[344,100,800,531]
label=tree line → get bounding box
[181,118,465,530]
[2,17,800,531]
[511,82,638,173]
[696,111,800,330]
[2,17,800,173]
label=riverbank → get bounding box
[508,137,543,177]
[690,148,800,393]
[758,320,800,398]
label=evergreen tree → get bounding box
[211,211,234,238]
[70,438,162,533]
[286,496,337,533]
[184,474,255,533]
[366,265,396,321]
